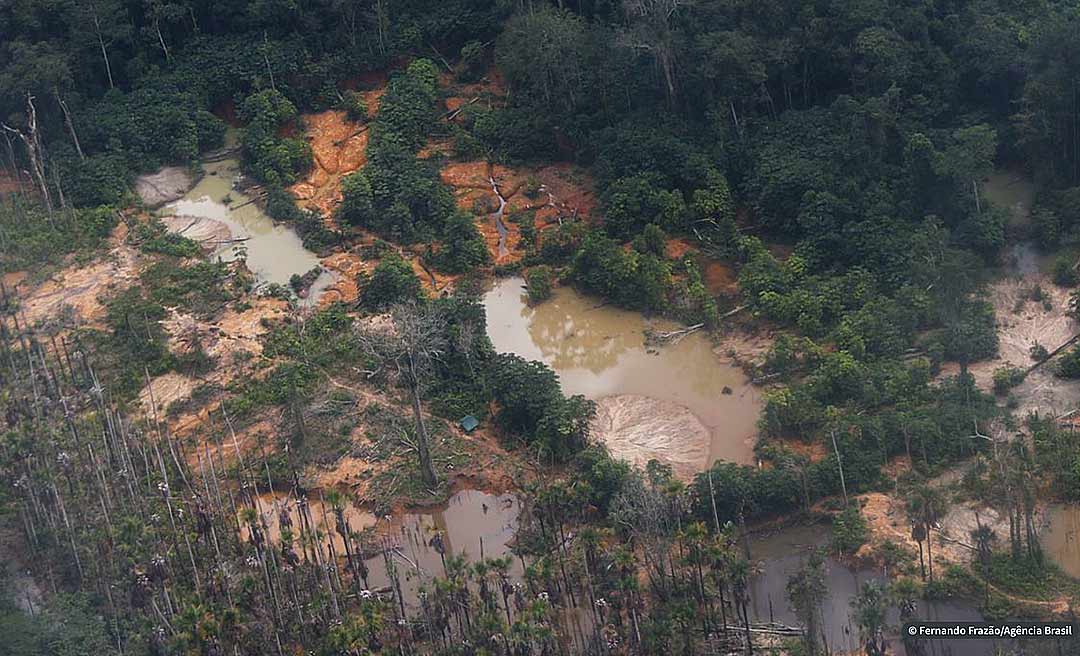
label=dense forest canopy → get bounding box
[3,0,1080,654]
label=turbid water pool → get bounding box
[1040,504,1080,578]
[748,524,994,656]
[162,151,336,304]
[482,277,762,473]
[250,489,520,603]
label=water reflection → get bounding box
[252,489,520,606]
[483,277,762,465]
[162,148,336,304]
[748,524,996,656]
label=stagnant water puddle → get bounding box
[749,525,996,656]
[248,489,1007,652]
[983,171,1045,276]
[250,489,520,604]
[162,153,336,305]
[482,277,762,471]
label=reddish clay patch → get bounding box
[665,238,696,260]
[702,261,739,296]
[290,99,381,221]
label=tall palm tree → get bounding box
[787,550,827,656]
[906,483,946,582]
[851,580,888,656]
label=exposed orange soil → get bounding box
[318,250,370,306]
[212,99,241,127]
[342,70,389,91]
[290,88,384,221]
[439,161,596,266]
[856,491,1012,575]
[703,261,739,296]
[147,296,290,438]
[316,420,518,510]
[665,238,695,259]
[2,271,27,289]
[163,297,289,362]
[440,68,507,114]
[782,438,829,463]
[664,238,740,297]
[13,222,141,328]
[407,252,455,293]
[440,160,492,194]
[416,136,455,159]
[179,416,277,471]
[139,371,199,417]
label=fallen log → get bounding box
[651,323,704,344]
[443,97,481,122]
[333,123,372,147]
[1024,331,1080,376]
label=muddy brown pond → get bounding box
[161,148,336,305]
[249,491,1003,652]
[251,489,520,605]
[483,277,762,475]
[749,525,997,656]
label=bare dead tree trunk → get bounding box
[91,3,116,89]
[155,20,171,61]
[409,383,438,488]
[55,91,85,161]
[830,428,849,506]
[1,96,53,215]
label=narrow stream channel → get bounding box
[489,175,509,257]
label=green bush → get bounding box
[134,219,202,257]
[1033,208,1061,251]
[603,174,686,239]
[239,89,312,186]
[568,230,672,313]
[360,254,423,310]
[992,366,1025,394]
[458,40,487,82]
[1053,256,1078,287]
[526,266,554,303]
[434,212,489,273]
[0,202,118,272]
[141,260,239,314]
[831,505,869,556]
[1057,345,1080,379]
[341,90,368,122]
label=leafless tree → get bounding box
[619,0,693,106]
[356,302,446,488]
[1,95,53,215]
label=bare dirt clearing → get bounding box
[14,222,141,327]
[590,394,711,481]
[135,166,196,208]
[290,104,380,221]
[935,267,1080,419]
